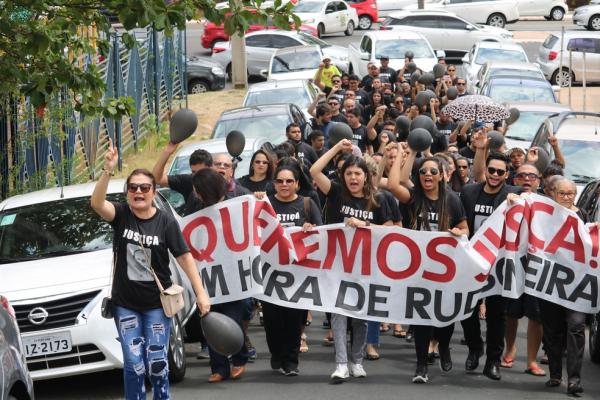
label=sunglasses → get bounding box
[456,82,465,86]
[487,167,506,176]
[448,69,456,72]
[457,165,469,170]
[274,178,296,185]
[332,80,341,84]
[418,167,439,176]
[214,162,232,168]
[254,160,269,165]
[395,100,404,104]
[329,102,339,106]
[127,183,153,193]
[515,172,540,180]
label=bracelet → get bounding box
[103,168,115,176]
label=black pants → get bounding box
[413,324,454,368]
[460,295,506,365]
[262,301,306,370]
[539,300,586,385]
[208,300,249,376]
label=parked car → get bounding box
[348,30,441,79]
[293,0,359,37]
[462,41,529,85]
[573,0,600,31]
[345,0,378,30]
[0,183,197,381]
[515,0,567,21]
[211,104,308,144]
[265,45,325,81]
[380,10,513,61]
[186,57,226,94]
[529,111,600,199]
[479,76,558,104]
[502,102,571,151]
[472,61,545,93]
[243,79,320,119]
[211,30,348,80]
[403,0,520,28]
[535,31,600,86]
[1,295,34,400]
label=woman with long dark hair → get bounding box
[310,139,394,383]
[91,140,210,399]
[363,89,386,122]
[238,149,275,192]
[450,156,472,193]
[388,144,468,384]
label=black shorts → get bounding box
[505,293,541,321]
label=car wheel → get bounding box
[226,63,232,81]
[550,7,565,21]
[590,15,600,31]
[486,13,506,28]
[551,67,574,87]
[168,315,187,383]
[590,313,600,363]
[317,23,325,38]
[358,15,372,30]
[344,21,355,36]
[188,79,209,94]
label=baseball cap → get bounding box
[472,121,485,130]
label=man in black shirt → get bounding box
[327,97,348,124]
[460,152,522,381]
[286,123,318,166]
[345,109,376,154]
[378,56,397,91]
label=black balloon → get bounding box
[226,130,245,158]
[533,147,550,173]
[433,63,446,79]
[418,72,435,86]
[408,128,433,152]
[169,109,198,144]
[395,116,411,141]
[405,51,415,60]
[415,91,430,108]
[506,107,520,125]
[201,312,244,356]
[411,115,435,134]
[487,130,505,151]
[410,71,421,87]
[446,86,458,100]
[407,62,417,74]
[328,122,353,146]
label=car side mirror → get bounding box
[474,80,480,87]
[465,24,474,30]
[461,54,470,63]
[326,7,335,14]
[260,69,268,78]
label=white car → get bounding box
[376,0,416,17]
[573,0,600,31]
[380,10,513,61]
[462,41,529,87]
[515,0,567,21]
[348,30,441,78]
[403,0,520,28]
[243,79,320,120]
[266,45,324,81]
[0,182,197,381]
[472,61,544,93]
[293,0,359,37]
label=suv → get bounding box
[346,0,379,30]
[403,0,520,28]
[573,0,600,31]
[380,10,512,60]
[536,31,600,86]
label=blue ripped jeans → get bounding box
[114,306,171,400]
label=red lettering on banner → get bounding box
[504,204,524,251]
[375,233,420,279]
[253,201,278,245]
[323,229,372,275]
[423,237,458,283]
[590,224,599,269]
[219,201,250,252]
[182,216,217,262]
[290,230,320,269]
[545,215,585,263]
[473,240,496,265]
[261,223,292,265]
[526,201,555,249]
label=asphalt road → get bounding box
[35,311,600,399]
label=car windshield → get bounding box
[298,32,329,47]
[489,84,555,103]
[294,1,324,12]
[489,69,543,80]
[213,114,291,143]
[475,48,527,65]
[271,50,321,73]
[245,87,311,109]
[505,111,556,142]
[374,39,434,59]
[558,139,600,185]
[0,194,124,263]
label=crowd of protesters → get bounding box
[92,53,596,399]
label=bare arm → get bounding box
[388,144,415,204]
[152,142,178,187]
[176,252,210,316]
[471,131,488,183]
[367,107,385,141]
[308,92,325,118]
[313,64,325,90]
[310,139,352,195]
[90,139,118,222]
[548,132,565,167]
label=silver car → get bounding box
[211,29,348,79]
[573,0,600,31]
[472,61,545,93]
[1,295,34,400]
[462,41,529,86]
[243,79,320,120]
[535,31,600,86]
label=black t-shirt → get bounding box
[381,189,403,224]
[238,175,269,193]
[436,121,457,142]
[473,189,496,232]
[325,181,393,225]
[268,195,323,228]
[350,124,370,153]
[379,67,397,87]
[459,146,476,165]
[110,203,189,311]
[167,174,202,216]
[330,89,345,103]
[406,190,466,231]
[290,140,318,166]
[331,113,348,124]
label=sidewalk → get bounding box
[558,86,600,112]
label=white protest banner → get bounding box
[180,194,600,326]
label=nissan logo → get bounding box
[28,307,49,325]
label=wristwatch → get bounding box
[103,168,114,177]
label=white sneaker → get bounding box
[349,362,367,378]
[330,363,349,382]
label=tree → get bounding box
[0,0,299,118]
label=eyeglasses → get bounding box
[127,183,153,193]
[214,162,232,168]
[456,82,465,86]
[487,167,506,176]
[254,160,269,165]
[515,172,540,180]
[448,68,456,72]
[418,167,439,176]
[274,178,295,185]
[556,191,576,198]
[457,165,469,170]
[332,80,341,84]
[328,102,339,106]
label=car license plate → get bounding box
[23,331,72,358]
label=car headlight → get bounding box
[303,18,315,23]
[211,66,225,76]
[577,8,590,15]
